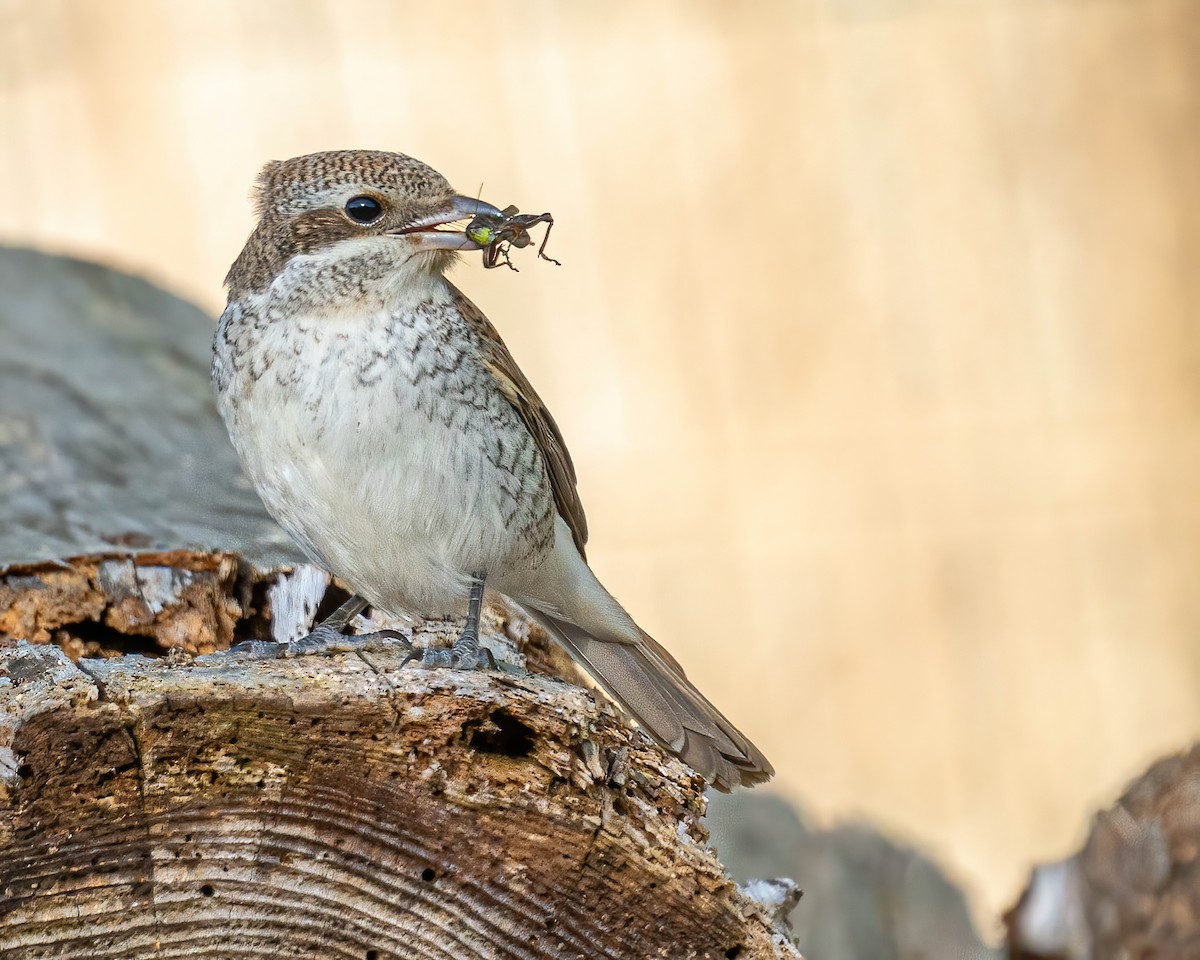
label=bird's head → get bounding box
[224,150,503,300]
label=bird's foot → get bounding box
[287,625,412,657]
[218,639,288,661]
[218,625,412,660]
[403,629,497,671]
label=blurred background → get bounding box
[3,0,1199,936]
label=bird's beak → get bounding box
[392,195,505,250]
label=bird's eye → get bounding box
[345,195,384,225]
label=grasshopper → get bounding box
[466,205,561,271]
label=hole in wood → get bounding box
[463,710,535,758]
[57,619,165,658]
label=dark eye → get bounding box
[345,195,384,225]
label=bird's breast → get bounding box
[213,295,555,615]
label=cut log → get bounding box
[0,638,798,959]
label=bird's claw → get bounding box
[221,639,287,661]
[285,624,356,656]
[402,630,497,671]
[213,625,412,661]
[286,626,412,657]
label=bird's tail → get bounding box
[526,608,774,791]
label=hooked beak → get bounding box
[392,195,505,250]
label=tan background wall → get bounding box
[3,0,1199,930]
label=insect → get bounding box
[466,205,561,271]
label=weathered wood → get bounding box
[0,641,799,959]
[1006,744,1200,960]
[0,551,252,658]
[0,247,297,570]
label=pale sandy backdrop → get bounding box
[3,0,1199,929]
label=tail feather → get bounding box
[529,610,774,791]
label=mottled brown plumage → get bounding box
[226,150,460,299]
[448,286,588,558]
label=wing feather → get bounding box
[448,284,589,558]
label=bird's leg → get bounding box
[320,593,370,631]
[224,593,367,658]
[405,573,496,670]
[452,573,496,668]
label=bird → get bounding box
[212,149,772,790]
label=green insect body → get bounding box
[465,222,496,246]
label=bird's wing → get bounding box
[447,284,589,558]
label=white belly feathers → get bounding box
[215,291,550,618]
